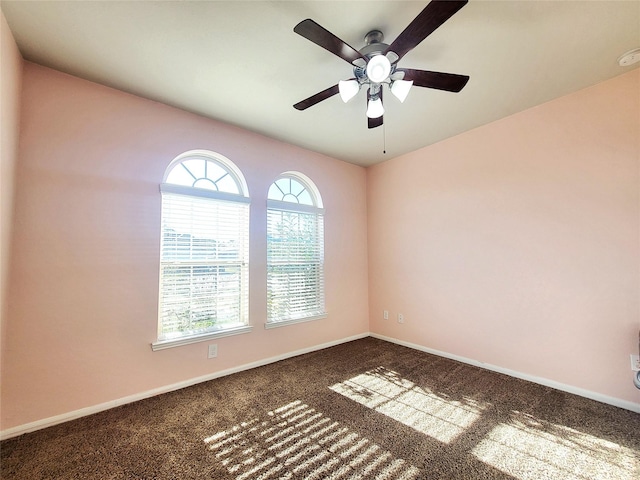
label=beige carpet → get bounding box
[2,337,639,479]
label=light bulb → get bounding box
[366,55,391,83]
[338,80,359,103]
[391,79,413,103]
[366,97,384,118]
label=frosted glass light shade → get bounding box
[391,80,413,103]
[338,80,359,103]
[366,98,384,118]
[366,55,391,83]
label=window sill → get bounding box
[264,313,327,330]
[151,325,253,351]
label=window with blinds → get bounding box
[153,151,251,350]
[266,174,326,327]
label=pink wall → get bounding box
[368,70,640,404]
[0,11,22,387]
[1,63,369,430]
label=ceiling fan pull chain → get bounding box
[383,121,387,155]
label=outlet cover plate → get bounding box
[208,344,218,359]
[631,354,640,371]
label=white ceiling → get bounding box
[2,1,639,167]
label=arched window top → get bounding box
[268,172,323,209]
[163,150,249,198]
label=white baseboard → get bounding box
[370,333,640,414]
[3,331,637,440]
[0,332,369,440]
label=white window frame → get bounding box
[152,150,251,351]
[266,172,326,329]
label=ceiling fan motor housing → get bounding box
[356,30,396,93]
[359,31,389,63]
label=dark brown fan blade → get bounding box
[367,88,383,129]
[368,115,383,129]
[398,68,469,92]
[384,1,468,61]
[294,19,367,65]
[293,84,340,110]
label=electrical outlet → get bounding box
[208,344,218,359]
[631,354,640,371]
[383,310,389,320]
[398,313,404,324]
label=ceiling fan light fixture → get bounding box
[391,79,413,103]
[338,79,360,102]
[366,97,384,118]
[366,54,391,83]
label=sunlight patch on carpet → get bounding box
[472,411,639,480]
[329,366,485,443]
[204,400,421,479]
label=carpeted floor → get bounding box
[1,337,639,479]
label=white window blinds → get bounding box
[159,192,249,341]
[154,151,250,349]
[267,174,325,326]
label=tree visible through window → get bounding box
[153,151,251,350]
[267,173,325,327]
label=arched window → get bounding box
[266,172,326,327]
[152,150,251,350]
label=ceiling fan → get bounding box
[293,0,470,129]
